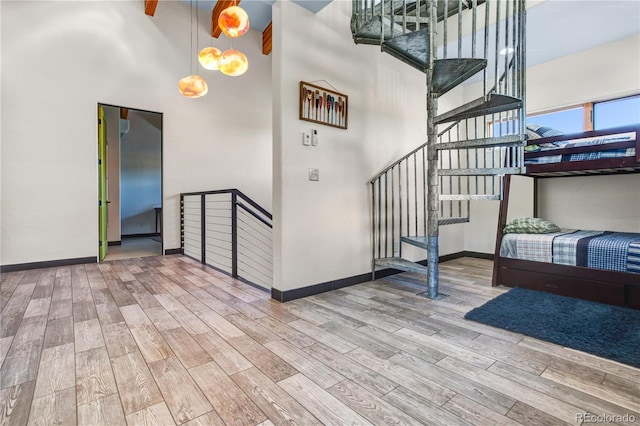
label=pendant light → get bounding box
[179,0,208,98]
[218,3,250,38]
[218,49,248,76]
[178,75,208,98]
[198,46,222,70]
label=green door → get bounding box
[98,106,108,261]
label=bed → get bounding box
[492,124,640,309]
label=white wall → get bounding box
[272,0,465,293]
[104,105,121,242]
[0,0,272,265]
[463,34,640,253]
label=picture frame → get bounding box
[299,81,348,130]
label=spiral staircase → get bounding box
[352,0,527,298]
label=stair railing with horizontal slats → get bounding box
[180,189,272,291]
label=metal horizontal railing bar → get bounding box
[238,233,272,254]
[236,202,272,228]
[236,191,273,221]
[238,265,272,282]
[237,244,273,265]
[204,239,232,251]
[237,218,273,242]
[181,189,272,220]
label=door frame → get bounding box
[97,103,164,259]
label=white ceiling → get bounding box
[526,0,640,67]
[193,0,639,66]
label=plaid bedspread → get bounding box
[501,230,640,274]
[525,148,635,165]
[553,230,604,266]
[525,131,636,165]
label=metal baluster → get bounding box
[416,0,420,31]
[371,182,376,278]
[380,0,385,46]
[390,0,394,36]
[504,0,510,94]
[440,154,444,217]
[458,0,462,58]
[443,0,448,58]
[474,147,478,196]
[494,0,500,94]
[398,163,403,247]
[520,0,527,168]
[391,166,395,256]
[483,0,489,97]
[402,0,407,34]
[449,147,453,216]
[414,154,418,236]
[422,147,427,236]
[405,159,409,236]
[377,179,382,258]
[384,172,388,257]
[471,0,477,58]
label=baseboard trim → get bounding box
[122,233,160,239]
[459,251,494,260]
[1,256,97,273]
[164,248,182,255]
[271,250,492,302]
[108,241,122,246]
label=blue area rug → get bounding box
[464,287,640,368]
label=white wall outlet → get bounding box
[309,168,319,181]
[311,129,318,146]
[302,131,311,146]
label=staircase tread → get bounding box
[435,134,525,150]
[435,94,522,124]
[381,29,430,72]
[352,15,405,45]
[438,167,523,176]
[433,58,487,96]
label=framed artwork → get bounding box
[299,81,348,129]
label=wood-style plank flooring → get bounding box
[1,256,639,425]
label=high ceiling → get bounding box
[185,0,639,66]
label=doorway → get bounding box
[98,104,163,261]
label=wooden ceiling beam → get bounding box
[262,22,272,55]
[211,0,239,38]
[144,0,158,16]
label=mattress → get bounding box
[500,230,640,274]
[525,131,636,165]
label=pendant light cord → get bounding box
[195,0,200,73]
[190,0,194,75]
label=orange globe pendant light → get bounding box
[218,49,248,76]
[178,75,208,98]
[218,5,250,38]
[198,47,222,70]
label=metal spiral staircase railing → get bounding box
[354,0,527,298]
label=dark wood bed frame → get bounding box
[492,124,640,310]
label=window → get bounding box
[593,95,640,129]
[487,95,639,136]
[526,107,585,134]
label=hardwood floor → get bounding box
[1,256,639,425]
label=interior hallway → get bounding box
[104,237,162,262]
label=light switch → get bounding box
[302,131,311,146]
[309,168,319,181]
